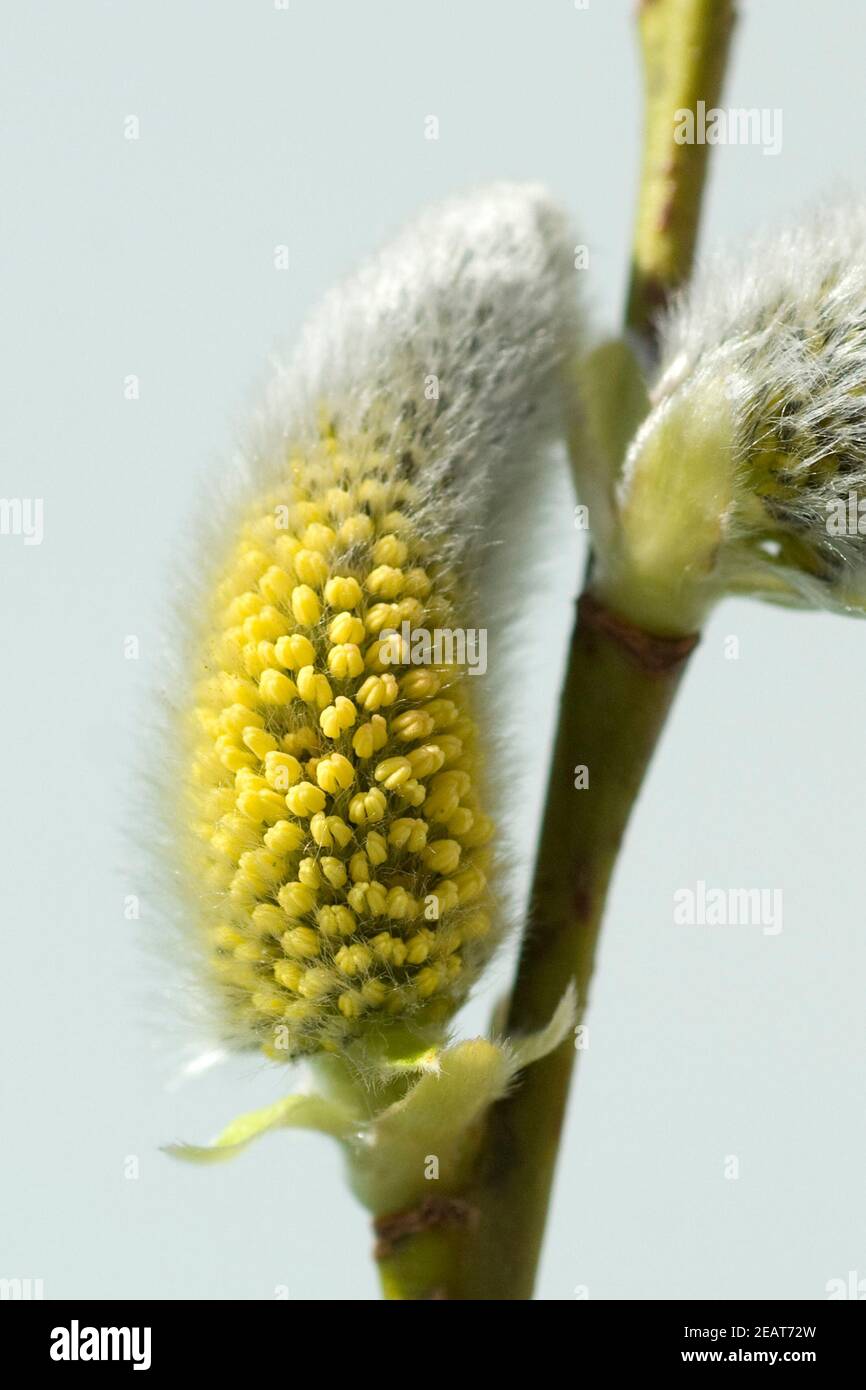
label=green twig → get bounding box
[626,0,736,355]
[373,0,735,1300]
[444,600,697,1299]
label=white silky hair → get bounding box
[658,201,866,391]
[651,200,866,608]
[252,180,581,567]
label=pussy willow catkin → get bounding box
[582,202,866,635]
[175,184,579,1060]
[654,202,866,611]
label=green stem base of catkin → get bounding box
[373,594,697,1298]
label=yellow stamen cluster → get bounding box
[184,430,495,1058]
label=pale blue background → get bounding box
[1,0,865,1300]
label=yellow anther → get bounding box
[374,755,413,789]
[253,990,289,1015]
[297,967,334,1000]
[213,924,245,951]
[391,709,436,742]
[361,979,387,1008]
[402,568,432,598]
[328,611,366,645]
[319,695,357,738]
[324,488,354,521]
[355,674,398,710]
[428,880,460,915]
[327,643,364,679]
[280,927,320,959]
[220,704,265,735]
[406,745,445,779]
[364,602,401,635]
[231,546,271,584]
[454,863,487,902]
[351,715,388,758]
[295,665,331,709]
[366,565,405,598]
[263,819,305,855]
[250,904,288,937]
[365,635,408,671]
[337,991,363,1019]
[334,943,373,976]
[291,585,322,626]
[370,932,408,967]
[458,811,492,845]
[292,501,326,529]
[385,886,414,919]
[349,851,369,882]
[301,522,336,554]
[273,534,302,570]
[323,575,362,609]
[242,606,290,643]
[236,789,287,824]
[226,591,264,624]
[319,856,347,889]
[365,830,388,865]
[348,787,387,824]
[309,812,353,849]
[421,839,462,874]
[277,881,318,915]
[298,857,322,889]
[234,768,267,792]
[395,598,424,625]
[285,782,327,817]
[241,642,270,678]
[217,741,256,773]
[400,670,441,700]
[274,633,316,669]
[316,904,357,938]
[236,939,270,964]
[263,750,302,790]
[281,725,319,756]
[236,847,285,889]
[429,734,463,763]
[415,965,444,998]
[219,675,261,708]
[424,699,459,729]
[258,566,294,605]
[405,933,431,965]
[358,478,388,509]
[258,669,298,706]
[316,753,355,793]
[373,534,409,567]
[398,778,426,807]
[446,807,475,836]
[241,726,278,759]
[294,548,330,588]
[337,513,374,546]
[388,817,428,852]
[281,998,317,1024]
[211,824,250,860]
[348,880,387,915]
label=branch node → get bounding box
[579,592,699,673]
[373,1196,478,1261]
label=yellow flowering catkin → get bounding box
[187,432,495,1056]
[173,184,579,1059]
